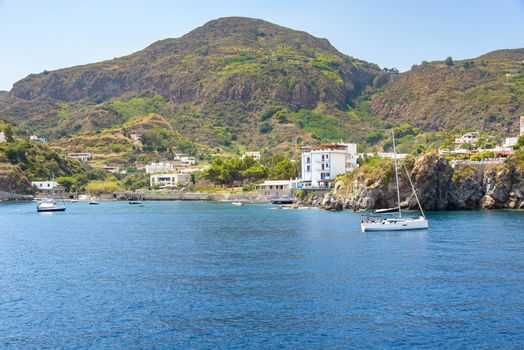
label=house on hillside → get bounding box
[455,131,480,145]
[67,152,92,161]
[29,135,46,143]
[150,173,191,188]
[298,143,359,189]
[174,153,196,165]
[0,132,5,143]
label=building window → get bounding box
[306,165,311,172]
[306,157,310,164]
[326,154,329,159]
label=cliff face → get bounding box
[303,153,524,211]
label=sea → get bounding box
[1,201,523,349]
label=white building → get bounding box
[503,137,518,148]
[68,152,92,161]
[242,151,261,161]
[0,131,5,143]
[256,180,297,197]
[455,131,480,145]
[102,165,120,174]
[146,162,175,174]
[31,181,65,196]
[360,152,408,160]
[29,135,46,143]
[150,173,191,188]
[174,153,196,165]
[299,143,359,189]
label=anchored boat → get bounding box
[36,175,66,212]
[361,131,428,232]
[37,198,66,212]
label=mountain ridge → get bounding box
[0,17,523,152]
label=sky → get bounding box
[0,0,523,91]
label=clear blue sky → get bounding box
[1,0,523,91]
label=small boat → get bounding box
[231,201,243,206]
[37,198,66,212]
[89,197,99,205]
[129,200,142,205]
[361,131,428,232]
[271,197,294,205]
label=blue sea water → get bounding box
[1,201,523,349]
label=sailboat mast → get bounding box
[392,131,401,218]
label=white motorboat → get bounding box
[89,197,99,205]
[36,175,66,212]
[231,201,243,206]
[361,131,428,232]
[37,198,66,212]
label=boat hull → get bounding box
[361,217,428,232]
[271,199,293,204]
[37,207,66,212]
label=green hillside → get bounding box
[371,49,524,134]
[0,17,385,153]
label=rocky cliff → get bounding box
[300,152,524,211]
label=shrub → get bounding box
[86,180,122,195]
[259,122,273,134]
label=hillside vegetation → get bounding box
[0,17,384,153]
[371,49,524,134]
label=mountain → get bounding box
[370,49,524,134]
[1,17,523,156]
[0,17,384,152]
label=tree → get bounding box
[4,125,14,142]
[259,122,273,134]
[445,56,454,67]
[269,158,297,180]
[56,176,78,192]
[140,128,175,153]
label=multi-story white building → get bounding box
[299,143,359,189]
[150,173,191,188]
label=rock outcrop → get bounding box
[298,152,524,211]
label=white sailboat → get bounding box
[361,132,428,232]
